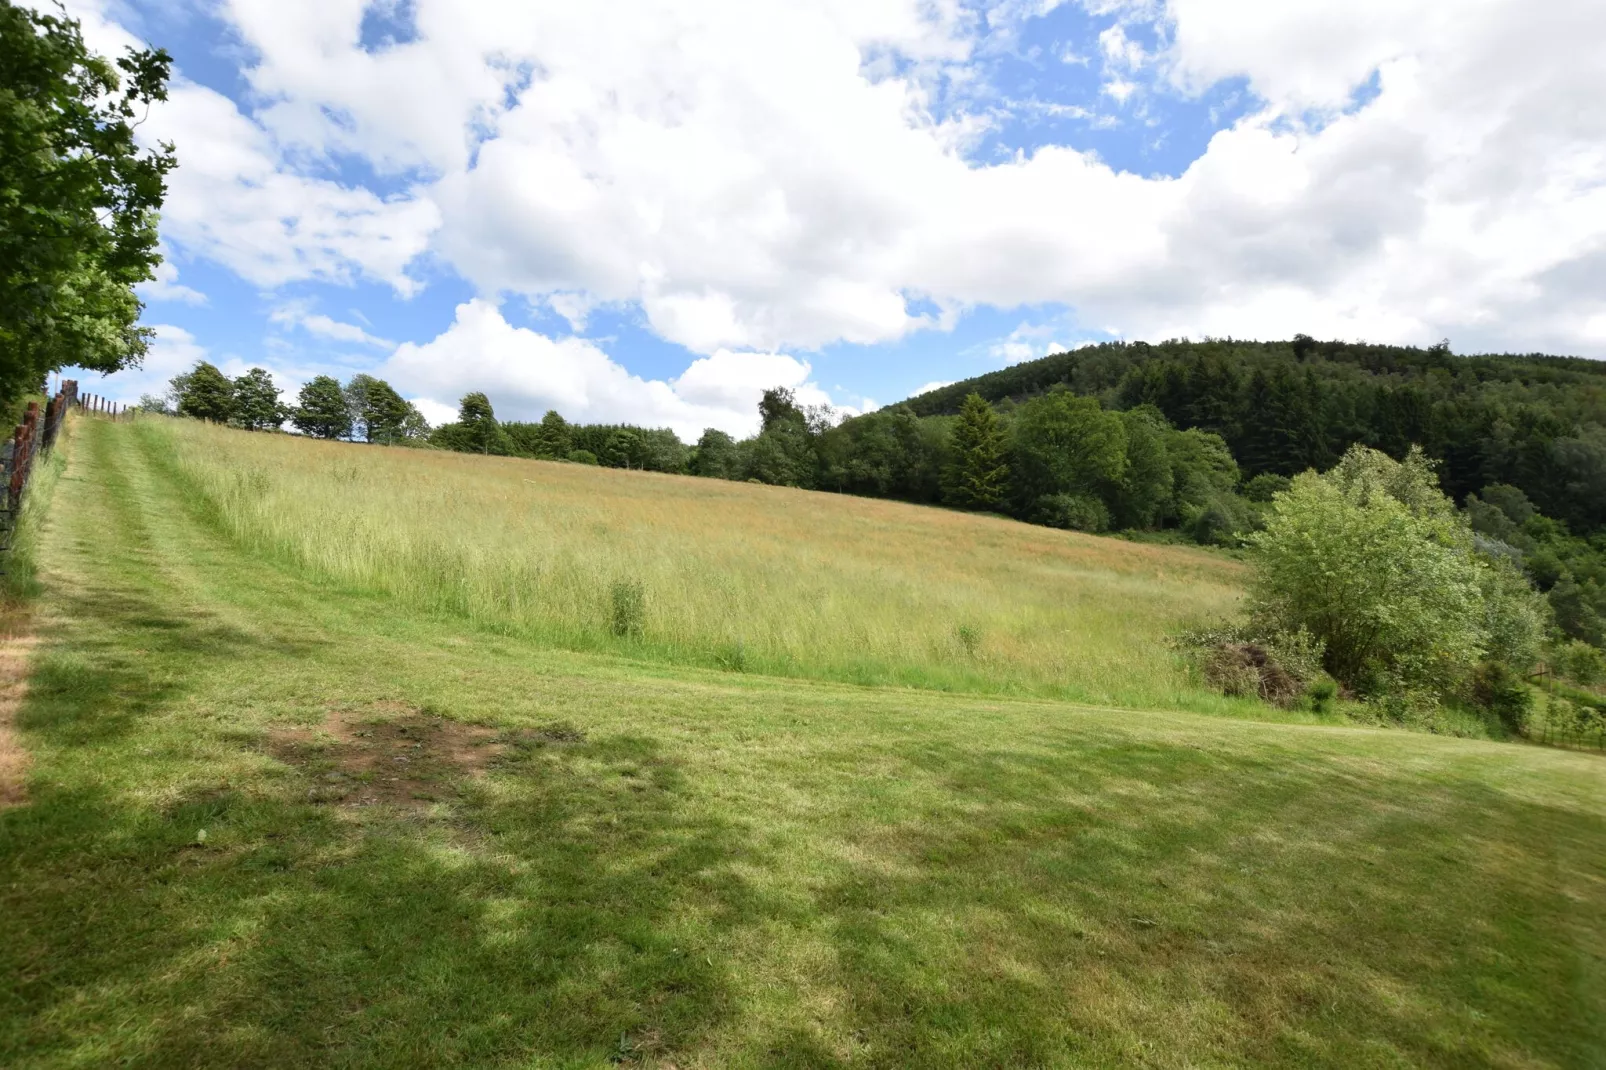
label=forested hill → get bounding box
[897,338,1606,534]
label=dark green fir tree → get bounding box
[942,393,1009,510]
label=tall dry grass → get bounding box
[139,417,1247,707]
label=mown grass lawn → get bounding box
[1,416,1602,1068]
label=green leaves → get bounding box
[1247,445,1545,696]
[1010,391,1128,520]
[344,374,414,444]
[1,0,175,400]
[232,368,289,431]
[292,376,353,441]
[175,362,235,423]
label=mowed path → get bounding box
[1,417,1603,1069]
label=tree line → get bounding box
[155,332,1606,678]
[149,363,431,444]
[893,335,1606,658]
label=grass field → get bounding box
[140,415,1252,710]
[1,415,1603,1068]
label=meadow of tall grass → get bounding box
[140,417,1250,708]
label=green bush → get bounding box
[568,449,598,465]
[1248,446,1509,696]
[1553,639,1606,686]
[1178,625,1321,707]
[954,623,982,659]
[1305,676,1338,715]
[1469,661,1533,732]
[1034,493,1110,533]
[1243,473,1292,503]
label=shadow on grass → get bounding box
[17,583,320,748]
[3,569,1603,1068]
[800,737,1606,1069]
[2,737,760,1067]
[0,576,760,1066]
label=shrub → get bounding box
[1304,676,1338,714]
[568,449,598,465]
[1034,493,1110,533]
[1469,661,1533,732]
[954,623,982,658]
[1553,639,1606,686]
[1180,495,1251,547]
[1247,446,1489,695]
[717,638,748,672]
[1243,473,1292,503]
[1181,626,1321,707]
[1539,695,1579,745]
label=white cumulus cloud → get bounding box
[55,0,1606,416]
[136,257,207,306]
[381,300,847,439]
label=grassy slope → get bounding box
[0,416,1601,1069]
[144,416,1251,711]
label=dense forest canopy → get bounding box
[899,337,1606,536]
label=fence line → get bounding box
[0,380,84,563]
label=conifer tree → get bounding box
[533,410,572,457]
[943,393,1009,510]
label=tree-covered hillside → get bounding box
[898,337,1606,536]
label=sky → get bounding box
[53,0,1606,440]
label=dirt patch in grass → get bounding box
[0,612,37,808]
[267,703,585,808]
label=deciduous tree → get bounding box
[175,362,234,423]
[292,375,352,440]
[344,374,411,443]
[232,367,287,431]
[0,1,175,402]
[1247,446,1542,695]
[1010,391,1127,522]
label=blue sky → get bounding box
[65,0,1606,437]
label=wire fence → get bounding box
[0,380,135,563]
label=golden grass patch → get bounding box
[139,417,1247,707]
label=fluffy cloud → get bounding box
[136,257,207,306]
[45,0,441,294]
[201,0,1603,355]
[76,324,210,405]
[382,300,846,439]
[60,0,1606,391]
[68,325,310,409]
[142,81,440,294]
[270,302,395,348]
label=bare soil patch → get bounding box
[267,703,584,807]
[0,613,37,808]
